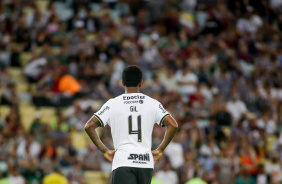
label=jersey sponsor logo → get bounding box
[128,153,150,162]
[124,101,139,104]
[124,100,143,104]
[159,104,166,113]
[123,95,145,100]
[98,106,110,116]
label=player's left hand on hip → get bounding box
[152,149,163,164]
[104,149,117,163]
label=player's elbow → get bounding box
[84,124,89,131]
[169,122,178,131]
[165,116,178,131]
[173,123,178,131]
[84,122,93,131]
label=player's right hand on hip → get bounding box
[104,149,117,163]
[151,149,163,164]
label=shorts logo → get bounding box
[128,153,150,162]
[98,106,110,116]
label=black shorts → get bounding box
[110,167,153,184]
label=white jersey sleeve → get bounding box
[94,99,113,127]
[155,102,170,127]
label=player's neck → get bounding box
[125,87,140,94]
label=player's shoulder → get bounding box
[107,94,128,105]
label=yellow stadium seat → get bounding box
[19,105,36,115]
[60,107,68,116]
[0,105,11,117]
[40,107,56,124]
[20,52,32,67]
[84,171,110,184]
[35,47,43,54]
[221,126,231,137]
[21,115,34,131]
[35,0,49,13]
[71,132,88,149]
[51,47,61,55]
[7,67,23,81]
[16,82,29,93]
[23,7,33,15]
[19,100,32,107]
[267,136,277,151]
[40,107,56,116]
[86,33,96,41]
[30,84,37,93]
[41,115,56,124]
[19,105,36,130]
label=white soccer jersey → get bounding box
[93,93,170,171]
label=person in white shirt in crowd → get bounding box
[270,0,282,10]
[155,162,179,184]
[164,134,184,170]
[199,140,220,157]
[1,83,19,106]
[24,56,47,83]
[17,135,41,158]
[145,74,166,94]
[78,94,100,112]
[236,6,263,34]
[226,94,248,123]
[175,63,198,101]
[159,67,178,92]
[273,133,282,159]
[142,32,164,70]
[258,83,279,110]
[118,15,136,38]
[199,140,220,173]
[265,155,282,184]
[8,168,25,184]
[256,111,277,135]
[257,164,268,184]
[181,0,197,11]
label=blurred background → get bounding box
[0,0,282,184]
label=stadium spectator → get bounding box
[7,168,25,184]
[164,134,184,170]
[155,162,179,184]
[0,172,11,184]
[42,168,67,184]
[67,162,86,184]
[1,83,18,106]
[175,63,198,100]
[235,166,256,184]
[81,145,103,171]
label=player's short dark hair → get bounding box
[122,65,143,87]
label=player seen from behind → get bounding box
[84,65,178,184]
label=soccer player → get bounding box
[84,65,178,184]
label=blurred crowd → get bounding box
[1,0,282,184]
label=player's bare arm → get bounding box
[152,115,178,163]
[84,115,116,162]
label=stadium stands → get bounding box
[0,0,282,184]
